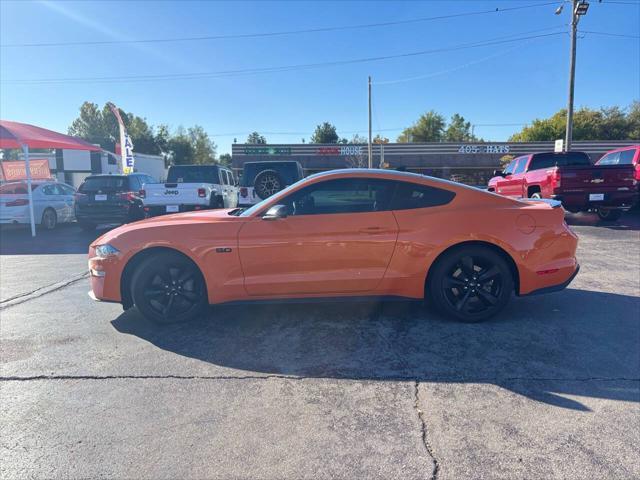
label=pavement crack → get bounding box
[0,273,88,310]
[414,381,439,480]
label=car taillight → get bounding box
[549,168,561,189]
[240,187,248,198]
[139,189,146,198]
[74,193,86,201]
[198,188,206,198]
[6,198,29,207]
[634,164,640,182]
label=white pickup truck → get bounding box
[141,164,238,216]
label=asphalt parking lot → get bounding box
[1,212,639,479]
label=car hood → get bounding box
[91,209,244,247]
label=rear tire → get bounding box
[529,192,542,199]
[427,246,513,322]
[40,208,57,230]
[130,252,207,324]
[597,208,622,222]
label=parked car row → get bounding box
[487,145,639,221]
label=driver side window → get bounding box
[503,160,516,175]
[281,178,395,216]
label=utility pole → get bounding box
[565,0,578,152]
[368,76,372,169]
[563,0,589,152]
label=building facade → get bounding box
[232,140,638,186]
[1,149,167,188]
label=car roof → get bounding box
[305,168,485,193]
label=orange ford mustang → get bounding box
[88,169,579,323]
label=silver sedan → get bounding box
[0,180,76,230]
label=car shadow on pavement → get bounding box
[565,210,640,231]
[112,288,640,411]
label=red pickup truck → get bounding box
[488,151,638,221]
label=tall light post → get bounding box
[368,76,372,168]
[558,0,590,151]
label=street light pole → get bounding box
[565,0,579,152]
[368,76,372,169]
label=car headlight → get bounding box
[95,244,120,258]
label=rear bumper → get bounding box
[552,191,638,210]
[144,204,210,216]
[521,264,580,296]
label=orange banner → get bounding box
[1,159,52,181]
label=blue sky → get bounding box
[1,0,639,155]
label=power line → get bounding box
[0,1,560,48]
[579,30,640,38]
[2,31,566,85]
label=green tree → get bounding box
[445,113,475,142]
[188,125,217,165]
[310,122,339,143]
[350,134,368,144]
[68,101,161,154]
[509,103,640,141]
[246,131,267,144]
[167,127,195,165]
[218,153,232,167]
[397,110,446,142]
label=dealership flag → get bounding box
[108,102,135,174]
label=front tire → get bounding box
[427,246,513,322]
[529,192,542,199]
[131,252,207,324]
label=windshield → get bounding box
[79,177,127,192]
[167,166,220,184]
[239,176,308,216]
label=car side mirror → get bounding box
[262,204,288,220]
[493,169,505,177]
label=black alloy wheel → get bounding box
[131,252,207,324]
[428,246,513,322]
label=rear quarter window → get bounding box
[529,152,591,170]
[390,182,456,210]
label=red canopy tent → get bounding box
[0,120,101,236]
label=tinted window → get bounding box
[221,170,230,185]
[128,176,141,190]
[79,176,127,192]
[41,184,56,195]
[513,157,528,174]
[241,162,302,187]
[281,178,395,216]
[59,184,75,195]
[503,160,517,175]
[390,182,455,210]
[167,166,220,184]
[529,152,590,170]
[599,149,636,165]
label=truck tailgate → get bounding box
[560,164,635,192]
[143,183,210,207]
